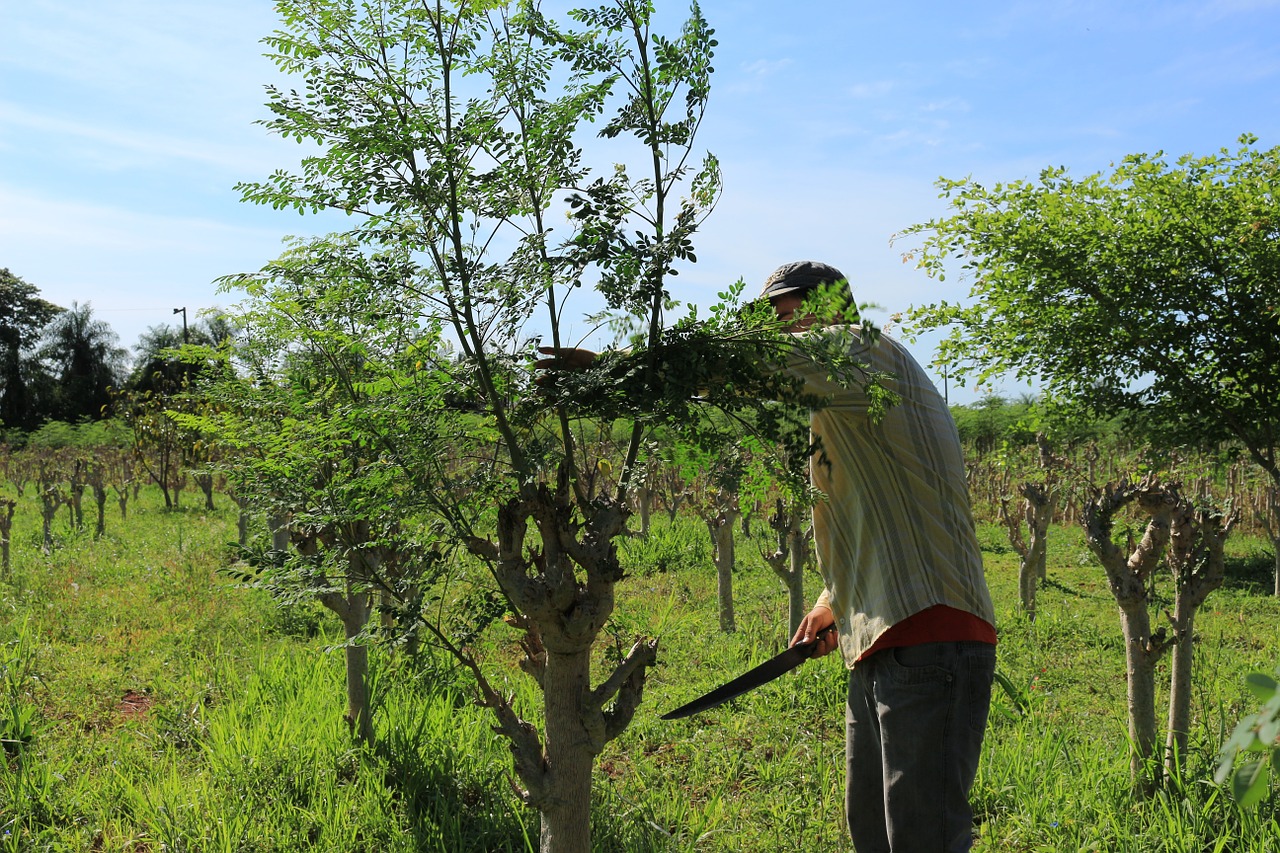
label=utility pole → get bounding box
[173,307,188,344]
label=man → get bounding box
[536,260,996,851]
[767,260,996,853]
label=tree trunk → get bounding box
[1118,600,1162,794]
[539,648,595,853]
[785,529,807,636]
[765,500,808,636]
[1083,477,1177,797]
[1164,501,1235,777]
[319,576,374,746]
[1164,597,1195,776]
[270,514,292,552]
[634,484,652,538]
[40,487,59,555]
[463,483,657,853]
[0,499,14,579]
[93,483,107,538]
[341,598,374,746]
[709,511,737,634]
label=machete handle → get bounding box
[796,622,837,658]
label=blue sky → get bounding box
[5,0,1280,403]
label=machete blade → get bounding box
[660,625,834,720]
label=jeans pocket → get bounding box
[887,643,952,686]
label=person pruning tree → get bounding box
[766,260,996,853]
[536,260,996,852]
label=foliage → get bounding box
[902,134,1280,485]
[128,311,238,395]
[0,269,63,433]
[36,301,127,424]
[1217,664,1280,807]
[0,620,38,760]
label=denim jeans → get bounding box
[845,641,996,853]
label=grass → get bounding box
[1,487,1278,851]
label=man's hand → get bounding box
[791,604,838,659]
[533,346,598,384]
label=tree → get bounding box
[192,235,464,746]
[901,134,1280,591]
[0,269,62,431]
[224,2,881,850]
[683,447,746,634]
[129,312,238,395]
[998,434,1059,619]
[747,402,818,636]
[37,302,126,424]
[1082,477,1179,795]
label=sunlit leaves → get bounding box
[901,135,1280,466]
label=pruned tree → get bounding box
[0,498,14,579]
[1082,475,1179,796]
[764,498,811,636]
[1081,475,1236,794]
[35,454,65,555]
[999,434,1059,619]
[684,448,746,634]
[750,401,818,636]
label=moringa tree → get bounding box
[218,2,882,850]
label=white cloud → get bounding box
[921,97,971,113]
[0,101,278,175]
[848,80,895,99]
[740,58,793,77]
[4,2,274,96]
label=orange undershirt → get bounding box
[856,604,997,662]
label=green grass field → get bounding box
[2,488,1278,851]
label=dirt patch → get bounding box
[116,689,154,721]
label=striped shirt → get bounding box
[783,326,996,666]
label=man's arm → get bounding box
[533,346,598,373]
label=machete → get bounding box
[660,624,836,720]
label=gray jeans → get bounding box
[845,641,996,853]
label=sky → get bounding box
[5,0,1280,404]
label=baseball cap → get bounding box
[759,260,849,300]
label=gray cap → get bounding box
[759,260,849,300]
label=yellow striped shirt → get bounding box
[784,326,996,666]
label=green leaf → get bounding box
[1232,759,1270,808]
[1245,672,1279,703]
